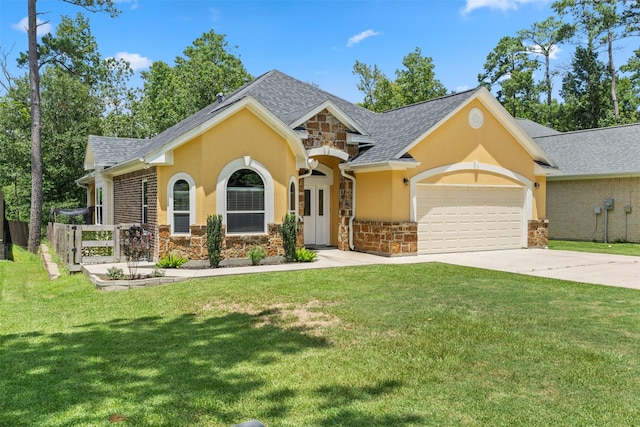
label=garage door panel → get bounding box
[417,185,524,254]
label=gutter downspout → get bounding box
[340,169,356,250]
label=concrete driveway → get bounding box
[82,248,640,290]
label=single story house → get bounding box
[529,122,640,243]
[77,70,558,261]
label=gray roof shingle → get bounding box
[534,124,640,177]
[515,119,561,138]
[89,70,540,171]
[88,135,149,166]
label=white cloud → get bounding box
[115,52,151,70]
[528,44,561,60]
[461,0,545,15]
[11,17,52,36]
[114,0,139,10]
[347,29,380,47]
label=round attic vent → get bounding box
[468,108,484,129]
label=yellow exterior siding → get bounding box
[357,170,410,221]
[407,100,544,220]
[157,108,298,226]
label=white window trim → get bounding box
[216,157,274,234]
[168,172,196,235]
[95,186,103,225]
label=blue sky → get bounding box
[0,0,636,103]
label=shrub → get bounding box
[106,266,125,280]
[122,225,153,279]
[248,246,267,266]
[282,213,297,262]
[206,214,223,268]
[151,267,165,278]
[295,247,317,262]
[156,253,188,269]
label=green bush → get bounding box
[105,266,125,280]
[295,247,317,262]
[156,253,188,269]
[248,246,267,266]
[206,214,223,268]
[282,213,297,262]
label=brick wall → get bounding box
[353,220,418,256]
[113,168,158,258]
[547,177,640,242]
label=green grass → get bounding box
[1,247,639,426]
[549,239,640,256]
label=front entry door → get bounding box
[303,184,329,246]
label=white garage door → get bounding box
[417,184,525,254]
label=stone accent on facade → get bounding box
[353,220,418,256]
[113,167,158,259]
[158,223,293,262]
[528,219,549,248]
[303,109,359,158]
[338,172,354,251]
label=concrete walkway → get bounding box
[81,248,640,290]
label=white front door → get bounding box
[303,184,329,246]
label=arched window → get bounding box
[168,173,195,235]
[226,169,265,233]
[289,179,297,214]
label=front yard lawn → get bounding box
[1,247,639,426]
[549,239,640,256]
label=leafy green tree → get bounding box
[395,47,447,105]
[517,17,573,109]
[137,30,252,135]
[478,36,541,118]
[553,0,632,120]
[353,48,447,112]
[560,45,611,129]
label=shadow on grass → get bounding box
[0,312,325,426]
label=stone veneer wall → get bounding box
[353,220,418,256]
[113,167,158,259]
[158,223,297,261]
[528,219,549,248]
[338,173,354,250]
[303,109,359,158]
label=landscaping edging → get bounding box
[84,269,189,291]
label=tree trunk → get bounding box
[27,0,43,253]
[608,29,619,119]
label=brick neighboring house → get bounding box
[77,70,557,262]
[522,120,640,243]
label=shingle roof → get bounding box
[350,89,479,165]
[534,123,640,177]
[515,119,561,138]
[88,135,149,166]
[88,70,540,171]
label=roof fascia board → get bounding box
[290,100,369,136]
[548,172,640,181]
[340,160,421,173]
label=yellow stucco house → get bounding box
[77,70,558,262]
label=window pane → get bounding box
[289,182,296,212]
[143,206,148,224]
[227,213,264,233]
[173,180,190,211]
[227,188,264,211]
[304,190,311,216]
[142,181,148,205]
[174,213,190,233]
[318,189,324,216]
